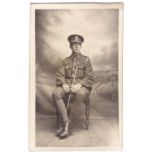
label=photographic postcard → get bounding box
[29,2,123,151]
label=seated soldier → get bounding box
[52,34,94,139]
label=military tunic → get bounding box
[56,52,94,89]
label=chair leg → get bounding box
[85,98,90,130]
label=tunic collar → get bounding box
[70,52,82,60]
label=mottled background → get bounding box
[35,9,119,147]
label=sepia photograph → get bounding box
[29,3,123,151]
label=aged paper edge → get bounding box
[29,2,123,151]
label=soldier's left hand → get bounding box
[70,84,82,93]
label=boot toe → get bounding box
[56,127,63,137]
[59,130,70,139]
[59,122,71,139]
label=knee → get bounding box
[76,87,89,100]
[52,87,64,100]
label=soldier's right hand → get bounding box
[62,84,70,93]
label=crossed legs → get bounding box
[52,86,90,138]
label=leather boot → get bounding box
[56,127,63,137]
[59,122,71,139]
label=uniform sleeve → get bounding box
[56,59,66,87]
[80,57,94,88]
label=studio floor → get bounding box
[36,97,120,148]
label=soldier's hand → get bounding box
[70,84,82,93]
[62,84,70,93]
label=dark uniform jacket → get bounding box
[56,52,94,90]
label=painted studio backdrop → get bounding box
[35,9,119,147]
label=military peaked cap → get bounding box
[68,34,84,44]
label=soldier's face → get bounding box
[70,42,81,53]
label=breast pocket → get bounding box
[65,66,72,78]
[77,65,85,78]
